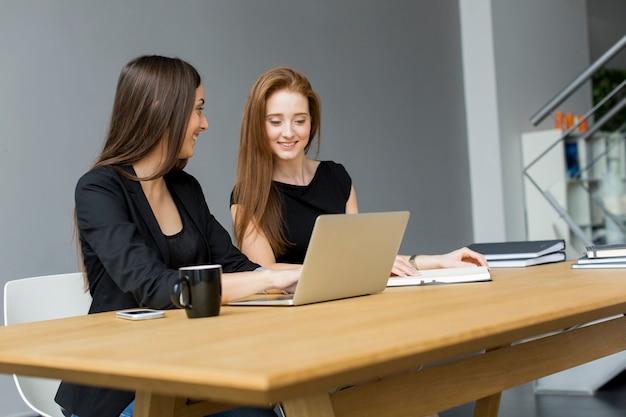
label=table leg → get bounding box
[134,391,176,417]
[281,392,336,417]
[470,343,504,417]
[473,393,501,417]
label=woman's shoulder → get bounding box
[318,160,351,179]
[319,160,347,170]
[313,161,352,194]
[75,166,139,200]
[77,165,123,187]
[79,165,196,182]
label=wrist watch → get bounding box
[409,254,418,270]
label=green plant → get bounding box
[591,68,626,132]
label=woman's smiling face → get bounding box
[178,84,208,159]
[265,89,311,161]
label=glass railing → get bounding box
[525,34,626,249]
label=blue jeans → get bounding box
[119,401,134,417]
[72,401,279,417]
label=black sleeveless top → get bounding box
[164,191,209,269]
[232,160,352,264]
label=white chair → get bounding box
[3,273,92,417]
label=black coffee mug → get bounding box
[171,264,222,318]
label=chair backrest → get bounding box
[3,273,92,417]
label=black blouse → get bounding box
[231,161,352,264]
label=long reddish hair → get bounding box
[232,67,321,256]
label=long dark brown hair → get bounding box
[232,67,321,257]
[96,55,202,177]
[77,55,202,287]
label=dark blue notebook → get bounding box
[467,239,565,260]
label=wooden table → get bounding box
[1,262,626,417]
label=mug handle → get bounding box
[171,277,191,309]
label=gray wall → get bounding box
[492,0,592,240]
[588,0,626,69]
[461,0,594,245]
[0,1,471,414]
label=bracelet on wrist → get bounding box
[409,254,419,270]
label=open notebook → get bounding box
[387,266,491,286]
[228,211,410,306]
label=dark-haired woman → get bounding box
[55,55,298,417]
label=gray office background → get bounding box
[1,1,624,415]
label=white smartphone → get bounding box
[115,309,165,321]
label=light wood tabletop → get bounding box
[1,262,626,417]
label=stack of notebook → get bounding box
[572,243,626,269]
[467,239,566,268]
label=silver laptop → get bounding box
[228,211,410,306]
